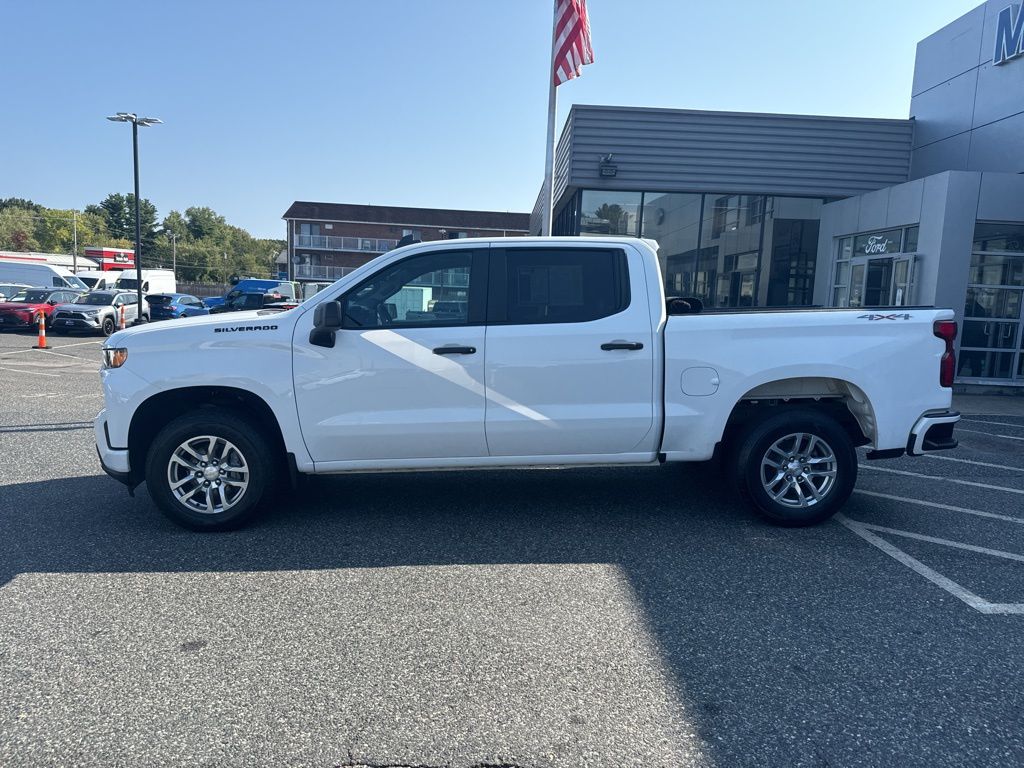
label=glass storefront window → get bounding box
[957,351,1014,379]
[965,287,1023,319]
[974,223,1024,252]
[838,238,853,260]
[969,253,1024,287]
[564,189,824,309]
[579,191,641,237]
[642,193,701,283]
[904,226,919,252]
[960,222,1024,383]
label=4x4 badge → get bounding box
[858,313,912,321]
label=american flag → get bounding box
[552,0,594,86]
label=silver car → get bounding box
[50,290,148,336]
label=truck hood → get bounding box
[106,307,301,346]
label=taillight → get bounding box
[933,320,957,388]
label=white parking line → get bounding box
[957,427,1024,442]
[860,464,1024,495]
[963,418,1024,429]
[924,454,1024,472]
[837,515,1024,615]
[860,520,1024,563]
[7,348,96,362]
[853,489,1024,523]
[0,366,58,377]
[0,340,101,357]
[48,340,103,349]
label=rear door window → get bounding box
[489,248,630,324]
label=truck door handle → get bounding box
[433,345,476,355]
[601,341,644,351]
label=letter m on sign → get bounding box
[994,4,1024,65]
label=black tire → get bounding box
[145,410,275,531]
[101,316,116,336]
[735,408,857,527]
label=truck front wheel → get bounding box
[145,411,273,531]
[735,408,857,526]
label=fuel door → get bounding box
[681,366,720,397]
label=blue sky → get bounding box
[3,0,981,239]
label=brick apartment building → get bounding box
[282,201,530,282]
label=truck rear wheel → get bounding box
[145,411,273,531]
[735,408,856,526]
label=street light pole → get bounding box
[131,118,142,321]
[106,112,162,325]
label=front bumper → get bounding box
[53,315,102,331]
[0,314,36,328]
[907,410,960,456]
[95,409,131,484]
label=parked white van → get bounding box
[0,258,89,290]
[76,269,123,291]
[114,269,176,295]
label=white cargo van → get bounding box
[76,269,123,291]
[0,258,88,290]
[114,269,176,295]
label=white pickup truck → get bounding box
[94,237,960,531]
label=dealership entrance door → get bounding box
[846,255,917,308]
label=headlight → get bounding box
[102,348,128,369]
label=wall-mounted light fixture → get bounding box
[598,153,618,177]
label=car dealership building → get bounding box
[534,0,1024,388]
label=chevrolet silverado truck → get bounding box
[94,237,960,531]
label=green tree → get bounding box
[32,209,112,254]
[184,206,227,241]
[0,198,44,213]
[0,207,40,251]
[90,193,158,256]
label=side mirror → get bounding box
[310,300,343,348]
[313,300,343,328]
[48,300,58,306]
[667,296,704,316]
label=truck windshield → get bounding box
[116,279,139,290]
[65,276,87,290]
[80,277,99,288]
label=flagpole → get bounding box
[541,2,559,237]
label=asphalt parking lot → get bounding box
[1,328,1023,768]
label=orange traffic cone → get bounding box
[32,312,48,350]
[119,304,126,330]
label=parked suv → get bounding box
[208,291,296,313]
[51,291,147,335]
[0,288,83,330]
[146,293,210,320]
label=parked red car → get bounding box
[0,287,84,330]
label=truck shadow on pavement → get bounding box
[1,464,1014,766]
